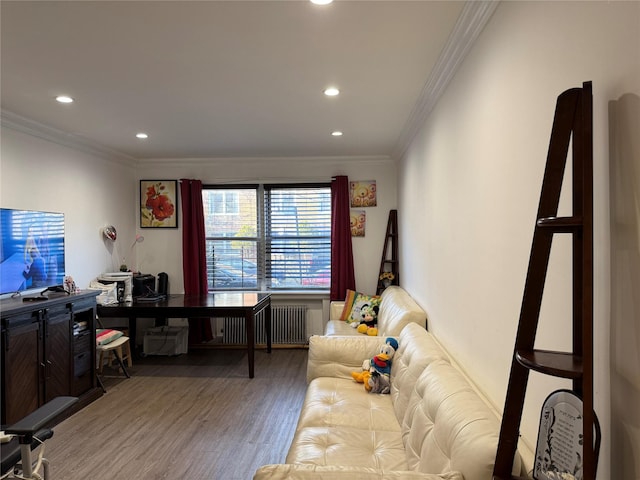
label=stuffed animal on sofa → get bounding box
[351,369,373,392]
[368,370,391,394]
[350,304,379,336]
[351,337,399,394]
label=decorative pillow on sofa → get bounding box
[96,328,123,346]
[339,289,381,324]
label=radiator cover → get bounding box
[222,305,307,345]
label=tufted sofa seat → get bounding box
[254,322,523,480]
[324,286,427,337]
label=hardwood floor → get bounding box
[46,348,308,479]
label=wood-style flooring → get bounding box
[45,348,308,479]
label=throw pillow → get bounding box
[96,328,124,346]
[339,289,381,324]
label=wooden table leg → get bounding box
[246,310,255,378]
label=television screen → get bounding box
[0,208,65,296]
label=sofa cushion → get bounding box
[307,334,389,383]
[324,319,359,336]
[254,465,465,480]
[402,360,503,480]
[390,323,450,423]
[376,286,427,337]
[285,425,408,471]
[297,377,400,432]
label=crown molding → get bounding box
[392,1,500,161]
[1,109,136,166]
[137,154,393,167]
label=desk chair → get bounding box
[1,396,78,480]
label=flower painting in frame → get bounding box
[140,180,178,228]
[350,180,377,207]
[350,210,366,237]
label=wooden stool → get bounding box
[97,336,132,375]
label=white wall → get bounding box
[398,2,639,478]
[0,127,136,293]
[134,156,397,297]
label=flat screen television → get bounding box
[0,208,65,296]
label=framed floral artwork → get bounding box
[140,180,178,228]
[350,210,366,237]
[350,180,377,207]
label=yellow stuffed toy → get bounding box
[351,369,373,391]
[357,323,378,336]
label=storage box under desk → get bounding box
[143,326,188,356]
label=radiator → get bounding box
[222,305,307,345]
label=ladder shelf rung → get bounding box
[515,349,583,379]
[536,216,583,232]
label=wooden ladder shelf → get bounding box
[493,81,599,480]
[377,210,399,295]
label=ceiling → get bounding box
[1,1,488,162]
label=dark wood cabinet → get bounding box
[2,311,41,424]
[43,303,73,403]
[1,291,101,425]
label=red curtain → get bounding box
[180,178,213,343]
[330,176,355,301]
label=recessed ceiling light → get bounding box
[136,133,149,139]
[324,87,340,97]
[310,0,333,4]
[55,95,74,104]
[331,131,343,137]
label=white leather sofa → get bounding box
[254,322,524,480]
[325,286,427,336]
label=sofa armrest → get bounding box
[329,301,345,320]
[254,464,464,480]
[306,334,393,383]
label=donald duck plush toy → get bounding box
[351,337,399,394]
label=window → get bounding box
[203,184,331,291]
[203,186,258,289]
[207,190,239,215]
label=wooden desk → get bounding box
[97,293,271,378]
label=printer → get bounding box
[97,272,133,303]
